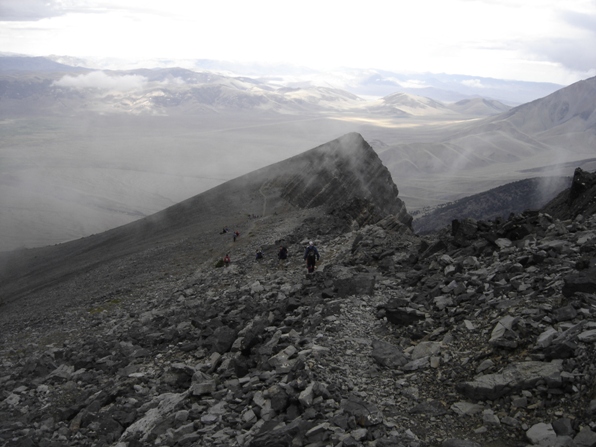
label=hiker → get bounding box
[223,253,231,266]
[255,249,264,261]
[233,230,239,242]
[304,241,320,273]
[278,246,288,264]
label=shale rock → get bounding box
[1,178,596,447]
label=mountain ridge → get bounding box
[412,176,572,233]
[378,75,596,214]
[1,146,595,446]
[0,64,518,118]
[34,54,564,104]
[0,132,411,309]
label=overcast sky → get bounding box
[1,0,595,85]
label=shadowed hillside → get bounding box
[542,167,596,220]
[376,75,596,213]
[413,176,571,233]
[0,132,410,311]
[383,75,596,178]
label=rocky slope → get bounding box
[413,176,571,234]
[0,132,410,310]
[1,151,596,447]
[542,168,596,221]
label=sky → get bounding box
[1,0,595,85]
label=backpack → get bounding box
[306,246,316,259]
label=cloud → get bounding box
[559,9,596,33]
[0,0,67,21]
[1,0,594,85]
[397,80,429,89]
[157,77,187,86]
[526,37,596,73]
[461,79,486,88]
[527,9,596,74]
[54,71,148,91]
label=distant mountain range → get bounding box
[0,55,594,251]
[1,54,562,105]
[0,55,83,72]
[0,56,515,118]
[378,75,596,179]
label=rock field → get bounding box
[1,167,596,447]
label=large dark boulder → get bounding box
[377,297,426,326]
[452,218,478,247]
[210,325,238,354]
[542,168,596,220]
[371,339,408,368]
[562,268,596,297]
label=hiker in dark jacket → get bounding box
[304,241,320,273]
[278,246,288,267]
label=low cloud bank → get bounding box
[461,79,485,88]
[397,79,429,89]
[54,71,148,91]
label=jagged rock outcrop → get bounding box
[543,167,596,220]
[276,133,411,226]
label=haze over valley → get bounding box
[1,54,595,251]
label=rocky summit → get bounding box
[1,137,596,447]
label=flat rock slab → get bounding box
[457,361,563,401]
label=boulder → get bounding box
[457,361,563,401]
[371,339,408,368]
[562,268,596,297]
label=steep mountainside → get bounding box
[449,98,511,116]
[371,92,456,117]
[543,168,596,220]
[0,133,410,309]
[379,76,596,179]
[498,77,596,136]
[413,176,571,234]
